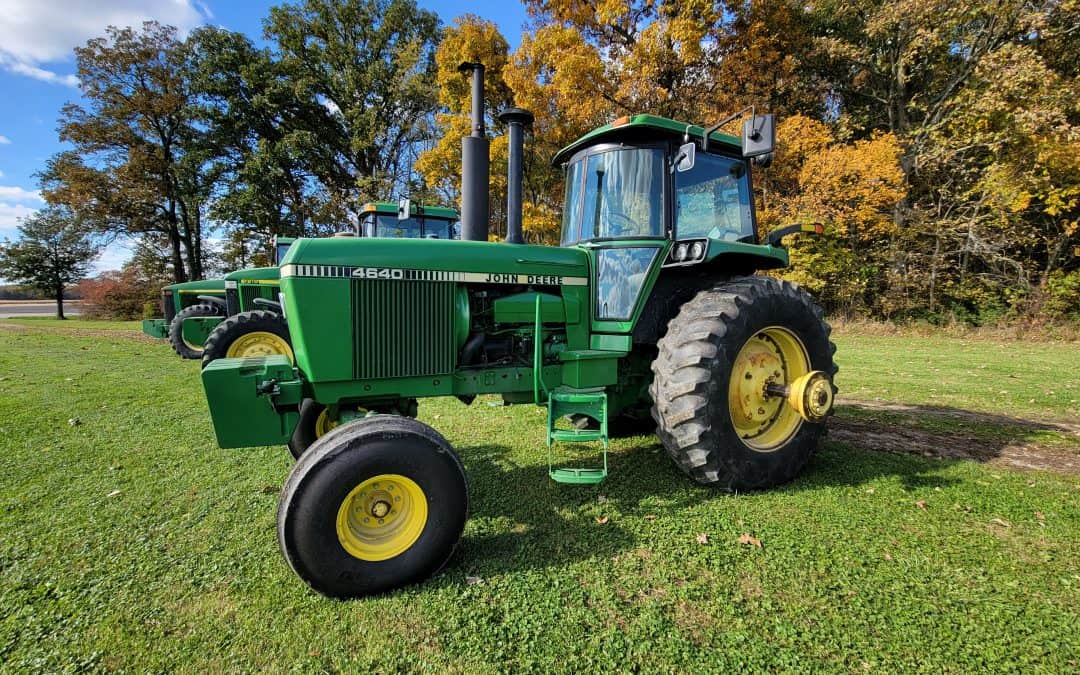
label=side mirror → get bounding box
[742,114,775,158]
[673,141,696,173]
[398,198,411,221]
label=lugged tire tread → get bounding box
[650,275,838,489]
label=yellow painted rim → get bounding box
[336,474,427,561]
[225,331,294,362]
[313,405,368,439]
[182,337,201,350]
[728,326,809,452]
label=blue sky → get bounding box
[0,0,529,273]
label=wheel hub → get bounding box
[225,331,293,360]
[336,474,427,561]
[728,326,818,452]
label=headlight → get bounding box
[675,244,689,261]
[690,241,705,260]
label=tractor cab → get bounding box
[359,202,460,240]
[551,113,787,330]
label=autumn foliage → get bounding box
[417,1,1077,324]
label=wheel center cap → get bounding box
[370,500,391,519]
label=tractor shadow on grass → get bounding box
[433,412,1036,582]
[829,401,1080,475]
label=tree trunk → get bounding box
[168,228,186,284]
[55,285,65,320]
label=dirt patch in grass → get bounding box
[0,321,154,342]
[832,399,1080,475]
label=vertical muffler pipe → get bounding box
[458,62,489,242]
[498,107,534,245]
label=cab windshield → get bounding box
[561,147,665,244]
[674,153,754,242]
[273,241,293,265]
[362,215,458,239]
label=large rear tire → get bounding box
[168,303,223,359]
[200,310,293,368]
[650,276,837,490]
[278,416,468,598]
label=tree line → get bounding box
[19,0,1080,323]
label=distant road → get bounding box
[0,301,83,318]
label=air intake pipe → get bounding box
[499,108,534,244]
[458,62,489,242]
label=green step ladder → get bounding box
[532,295,608,485]
[546,388,609,484]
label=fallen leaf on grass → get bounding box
[865,488,875,494]
[106,490,121,498]
[696,533,709,545]
[261,485,279,494]
[597,495,608,504]
[736,533,761,548]
[68,418,80,426]
[884,552,893,561]
[466,576,482,586]
[1035,511,1045,521]
[643,514,657,520]
[915,500,927,510]
[990,518,1011,528]
[595,516,609,524]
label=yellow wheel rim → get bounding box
[313,406,368,439]
[729,326,810,452]
[225,331,294,362]
[183,337,201,351]
[314,408,338,437]
[336,474,428,561]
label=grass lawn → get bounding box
[0,322,1077,671]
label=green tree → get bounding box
[0,207,98,319]
[40,22,208,283]
[185,26,332,242]
[264,0,442,219]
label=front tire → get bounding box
[288,398,420,459]
[201,310,293,368]
[650,276,837,490]
[278,416,468,598]
[168,303,223,359]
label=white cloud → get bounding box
[0,135,10,144]
[0,201,37,240]
[0,1,212,86]
[92,240,132,274]
[0,185,44,203]
[0,170,5,177]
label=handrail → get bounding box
[533,294,548,404]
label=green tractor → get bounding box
[141,278,228,359]
[198,68,836,598]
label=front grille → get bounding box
[352,280,455,379]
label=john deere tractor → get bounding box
[197,65,836,598]
[141,278,228,359]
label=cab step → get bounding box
[546,388,608,485]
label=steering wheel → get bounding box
[604,210,644,236]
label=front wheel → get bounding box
[168,303,223,359]
[288,398,420,459]
[277,416,468,598]
[650,276,837,490]
[200,310,293,368]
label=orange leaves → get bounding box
[736,533,763,548]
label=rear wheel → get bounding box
[650,276,836,490]
[278,416,468,598]
[201,310,293,368]
[168,303,223,359]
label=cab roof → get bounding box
[552,114,742,166]
[360,202,459,220]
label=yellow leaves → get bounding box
[434,15,511,113]
[796,131,906,243]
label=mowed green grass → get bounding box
[0,322,1077,672]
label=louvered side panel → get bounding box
[352,280,455,379]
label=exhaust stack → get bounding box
[458,62,489,242]
[499,108,534,245]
